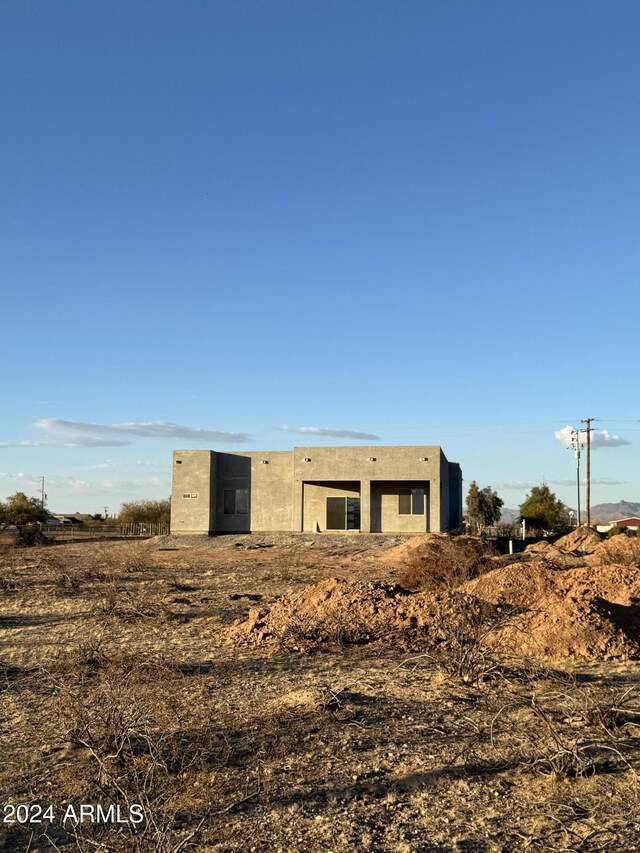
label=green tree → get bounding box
[466,482,504,533]
[0,492,49,526]
[519,484,570,532]
[117,498,171,526]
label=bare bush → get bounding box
[402,536,496,591]
[276,606,379,648]
[579,685,640,732]
[424,596,517,684]
[95,544,157,576]
[45,661,215,851]
[93,584,168,621]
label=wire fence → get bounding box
[40,522,169,540]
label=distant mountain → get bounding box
[590,500,640,523]
[499,507,520,524]
[499,500,640,525]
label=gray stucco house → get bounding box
[170,445,462,535]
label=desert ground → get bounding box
[1,531,640,852]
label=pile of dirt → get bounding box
[521,532,598,567]
[496,590,638,660]
[386,533,494,563]
[384,533,445,561]
[226,578,415,647]
[462,561,559,609]
[462,555,640,660]
[226,557,640,661]
[588,535,640,567]
[225,577,495,652]
[554,528,603,554]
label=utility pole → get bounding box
[581,418,595,528]
[569,429,582,526]
[37,476,47,510]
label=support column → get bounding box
[429,479,440,532]
[293,479,304,531]
[360,480,371,532]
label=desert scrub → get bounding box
[35,660,219,852]
[402,535,497,591]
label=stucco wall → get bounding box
[292,445,444,532]
[170,450,215,534]
[245,451,294,531]
[371,481,430,533]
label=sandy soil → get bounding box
[1,534,640,852]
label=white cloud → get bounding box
[99,475,172,492]
[82,459,165,471]
[0,438,130,448]
[555,424,630,450]
[549,478,628,487]
[554,425,576,449]
[493,481,537,491]
[34,418,250,445]
[279,426,381,440]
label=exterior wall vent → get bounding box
[303,457,311,462]
[368,457,377,462]
[419,457,428,461]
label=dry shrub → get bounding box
[43,660,217,851]
[402,536,496,591]
[579,685,640,732]
[417,594,518,684]
[277,606,377,648]
[523,691,633,780]
[0,574,20,591]
[49,635,115,674]
[95,543,157,575]
[93,584,168,621]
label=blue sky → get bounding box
[1,0,638,515]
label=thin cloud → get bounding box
[100,475,172,491]
[0,438,130,448]
[555,424,630,450]
[279,426,381,441]
[549,478,629,487]
[35,418,250,444]
[493,481,537,491]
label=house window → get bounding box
[223,488,248,515]
[399,488,425,515]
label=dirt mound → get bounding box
[496,590,638,660]
[463,554,640,660]
[554,528,603,554]
[225,577,498,651]
[225,568,640,661]
[462,561,559,609]
[226,578,415,647]
[385,533,446,561]
[588,535,640,567]
[386,533,494,562]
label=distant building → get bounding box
[596,517,640,533]
[612,517,640,529]
[170,445,462,535]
